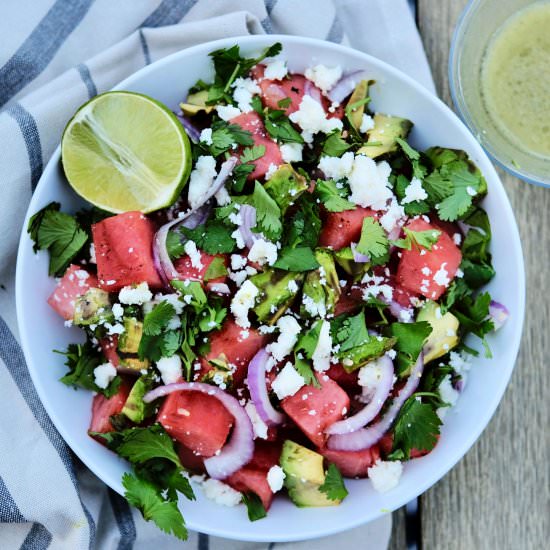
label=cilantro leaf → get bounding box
[181,220,236,254]
[143,302,176,336]
[283,195,321,249]
[322,132,351,157]
[166,230,185,260]
[27,202,89,276]
[319,464,348,501]
[240,144,266,164]
[231,163,255,193]
[203,256,228,281]
[273,247,320,271]
[314,179,356,212]
[393,228,441,251]
[392,396,442,458]
[278,97,292,109]
[206,122,254,156]
[294,356,319,387]
[116,426,182,467]
[160,330,182,359]
[331,311,369,352]
[241,492,267,522]
[390,321,432,376]
[250,181,283,240]
[396,137,428,180]
[56,342,121,397]
[356,217,389,263]
[293,320,323,387]
[123,473,188,540]
[264,109,304,144]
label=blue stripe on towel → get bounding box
[108,489,137,550]
[0,0,94,107]
[77,63,97,99]
[265,0,278,14]
[5,103,43,191]
[139,30,152,65]
[198,533,209,550]
[0,316,96,549]
[21,523,53,550]
[140,0,198,28]
[0,475,25,522]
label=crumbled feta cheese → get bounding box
[248,239,278,266]
[231,77,261,112]
[402,177,428,204]
[361,272,393,302]
[199,478,242,506]
[215,185,231,206]
[245,401,268,439]
[93,362,117,389]
[433,262,450,287]
[199,127,213,145]
[265,163,278,180]
[358,357,388,390]
[453,232,462,245]
[155,293,185,315]
[312,320,332,372]
[449,351,472,378]
[302,294,326,318]
[104,322,125,336]
[216,104,241,121]
[318,152,355,181]
[271,362,306,400]
[156,356,182,384]
[118,282,153,305]
[289,95,343,136]
[112,303,124,321]
[263,59,288,80]
[359,114,375,133]
[437,375,459,419]
[466,186,477,196]
[349,155,393,210]
[267,315,302,361]
[379,198,405,233]
[367,460,403,493]
[280,142,303,163]
[304,64,343,93]
[184,240,204,270]
[231,254,247,271]
[266,465,286,493]
[287,279,299,293]
[231,228,245,249]
[230,280,259,328]
[188,155,217,209]
[89,243,96,264]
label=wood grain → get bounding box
[402,1,550,549]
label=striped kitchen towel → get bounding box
[0,0,434,548]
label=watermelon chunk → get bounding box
[319,446,380,478]
[174,252,228,284]
[229,112,282,180]
[158,391,234,457]
[226,467,274,510]
[281,374,350,447]
[325,363,359,392]
[92,211,162,292]
[396,218,462,300]
[99,336,119,367]
[318,207,378,250]
[47,264,98,320]
[198,319,269,389]
[246,440,283,472]
[177,445,206,474]
[88,378,132,436]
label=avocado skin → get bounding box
[357,114,413,158]
[121,373,156,423]
[280,440,339,507]
[346,79,374,130]
[417,301,460,363]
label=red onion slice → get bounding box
[327,353,425,451]
[351,242,369,263]
[304,79,324,104]
[326,354,394,435]
[143,381,254,480]
[174,112,201,143]
[247,349,285,426]
[207,282,231,295]
[238,204,260,249]
[488,300,509,330]
[327,70,369,103]
[152,158,237,284]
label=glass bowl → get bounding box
[449,0,550,187]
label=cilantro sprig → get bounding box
[314,179,356,212]
[392,227,441,251]
[356,217,389,264]
[319,464,348,501]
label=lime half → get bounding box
[61,91,191,213]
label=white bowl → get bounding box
[16,35,525,542]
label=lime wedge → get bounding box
[61,91,191,213]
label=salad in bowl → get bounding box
[25,41,511,539]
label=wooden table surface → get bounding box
[389,1,550,549]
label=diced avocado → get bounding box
[179,90,214,116]
[346,79,374,131]
[118,318,143,354]
[263,165,308,214]
[338,336,397,372]
[121,374,156,423]
[73,288,112,326]
[201,356,233,389]
[301,249,341,318]
[334,246,370,279]
[250,269,304,325]
[280,440,338,507]
[357,114,413,158]
[118,357,150,374]
[417,301,460,363]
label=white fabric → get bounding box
[0,0,434,548]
